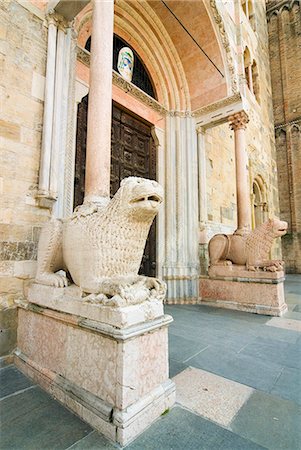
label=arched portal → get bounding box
[72,0,233,302]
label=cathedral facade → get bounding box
[0,0,300,357]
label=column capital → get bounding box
[229,111,249,131]
[196,125,206,135]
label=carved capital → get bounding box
[229,111,249,131]
[45,10,59,27]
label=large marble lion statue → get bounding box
[35,177,165,304]
[208,218,288,272]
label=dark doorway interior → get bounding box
[74,98,157,277]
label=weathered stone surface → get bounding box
[0,307,17,356]
[16,296,175,446]
[200,271,287,316]
[0,241,37,261]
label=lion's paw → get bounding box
[35,272,68,288]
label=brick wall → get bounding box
[267,1,301,272]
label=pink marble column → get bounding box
[84,0,114,205]
[229,111,251,235]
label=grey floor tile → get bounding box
[254,323,299,344]
[231,391,301,450]
[127,406,265,450]
[188,345,283,392]
[270,366,301,405]
[0,365,34,399]
[1,391,92,450]
[240,336,301,370]
[1,386,50,425]
[169,358,188,378]
[168,333,208,362]
[293,304,301,312]
[68,431,117,449]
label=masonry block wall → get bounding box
[267,0,301,273]
[0,0,49,357]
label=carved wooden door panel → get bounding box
[74,94,88,208]
[74,99,157,277]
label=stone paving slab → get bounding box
[230,390,301,450]
[186,344,283,392]
[173,367,253,427]
[0,365,34,398]
[266,316,301,331]
[168,333,209,363]
[127,407,265,450]
[240,336,301,370]
[1,383,92,450]
[169,358,189,378]
[67,431,117,449]
[270,366,301,406]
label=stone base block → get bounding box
[200,268,287,316]
[16,286,175,446]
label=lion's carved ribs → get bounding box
[208,218,288,272]
[34,177,166,304]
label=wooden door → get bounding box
[74,98,157,277]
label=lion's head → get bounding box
[115,177,163,221]
[269,217,288,238]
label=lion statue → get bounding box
[35,177,166,305]
[208,218,287,272]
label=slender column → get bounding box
[197,127,208,244]
[84,0,114,204]
[229,111,251,234]
[50,24,66,198]
[38,13,58,195]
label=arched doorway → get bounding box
[74,96,157,277]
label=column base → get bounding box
[16,285,175,446]
[163,265,200,304]
[200,266,287,316]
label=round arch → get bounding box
[251,175,268,228]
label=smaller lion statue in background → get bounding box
[208,218,287,272]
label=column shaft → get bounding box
[39,15,57,195]
[85,0,114,204]
[197,128,207,243]
[229,112,251,234]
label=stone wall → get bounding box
[0,0,48,357]
[267,0,301,273]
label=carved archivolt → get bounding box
[209,0,238,94]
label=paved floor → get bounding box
[1,275,300,449]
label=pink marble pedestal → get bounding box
[200,266,288,316]
[15,284,175,446]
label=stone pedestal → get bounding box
[15,284,175,446]
[200,267,287,316]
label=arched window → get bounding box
[252,176,267,228]
[243,47,252,91]
[241,0,256,31]
[84,35,157,99]
[251,60,260,103]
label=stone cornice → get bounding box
[112,71,168,116]
[192,93,242,118]
[275,118,301,131]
